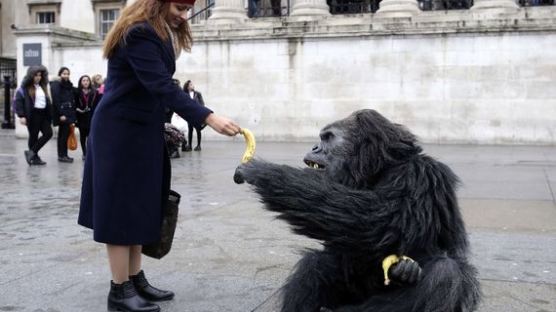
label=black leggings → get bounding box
[187,123,202,147]
[79,126,89,156]
[57,122,70,157]
[27,109,53,154]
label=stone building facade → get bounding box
[6,0,556,144]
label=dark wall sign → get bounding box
[23,43,42,66]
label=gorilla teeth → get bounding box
[306,161,324,169]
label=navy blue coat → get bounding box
[78,22,212,244]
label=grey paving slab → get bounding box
[458,180,554,201]
[0,130,556,312]
[461,199,556,232]
[479,280,556,312]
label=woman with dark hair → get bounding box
[75,75,100,160]
[77,0,241,311]
[182,80,204,151]
[50,66,77,163]
[14,65,53,165]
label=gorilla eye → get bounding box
[320,131,334,141]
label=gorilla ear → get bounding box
[348,132,386,188]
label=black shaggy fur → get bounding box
[236,109,481,312]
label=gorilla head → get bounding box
[303,109,422,189]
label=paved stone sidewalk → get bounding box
[0,130,555,312]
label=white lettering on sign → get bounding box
[25,49,40,57]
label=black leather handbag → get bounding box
[142,190,180,259]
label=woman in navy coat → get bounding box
[77,0,240,311]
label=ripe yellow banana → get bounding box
[382,254,414,286]
[240,128,256,163]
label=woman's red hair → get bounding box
[102,0,193,59]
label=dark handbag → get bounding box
[142,190,180,259]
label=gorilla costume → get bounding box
[235,109,481,312]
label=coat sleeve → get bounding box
[125,26,213,127]
[49,82,61,125]
[14,88,25,118]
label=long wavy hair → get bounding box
[78,75,92,90]
[21,65,50,101]
[183,80,192,92]
[102,0,193,59]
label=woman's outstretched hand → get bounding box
[205,113,241,136]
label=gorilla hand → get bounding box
[233,160,259,185]
[234,166,246,184]
[388,258,422,286]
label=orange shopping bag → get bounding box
[67,124,78,151]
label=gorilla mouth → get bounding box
[305,160,325,170]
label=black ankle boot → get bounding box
[107,280,160,312]
[24,150,35,165]
[130,270,174,302]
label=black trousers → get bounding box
[187,123,202,147]
[76,113,90,156]
[27,109,53,154]
[79,126,89,156]
[57,122,70,157]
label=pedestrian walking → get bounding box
[77,0,241,311]
[50,67,77,163]
[14,65,53,166]
[182,80,204,151]
[75,75,100,160]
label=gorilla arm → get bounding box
[235,159,401,253]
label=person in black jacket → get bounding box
[50,67,77,163]
[182,80,205,151]
[75,75,100,160]
[14,65,53,165]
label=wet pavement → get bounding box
[0,129,555,312]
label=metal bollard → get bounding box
[2,75,15,129]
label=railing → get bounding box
[1,76,15,129]
[0,58,16,84]
[188,2,215,24]
[189,0,555,20]
[418,0,473,10]
[327,0,475,13]
[518,0,554,6]
[328,0,379,13]
[0,58,16,129]
[249,0,291,17]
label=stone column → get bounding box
[375,0,420,18]
[208,0,246,24]
[290,0,331,16]
[471,0,519,14]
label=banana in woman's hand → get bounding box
[240,128,256,163]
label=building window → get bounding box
[99,8,120,39]
[35,11,56,24]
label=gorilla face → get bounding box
[303,118,358,186]
[303,109,421,188]
[303,124,347,171]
